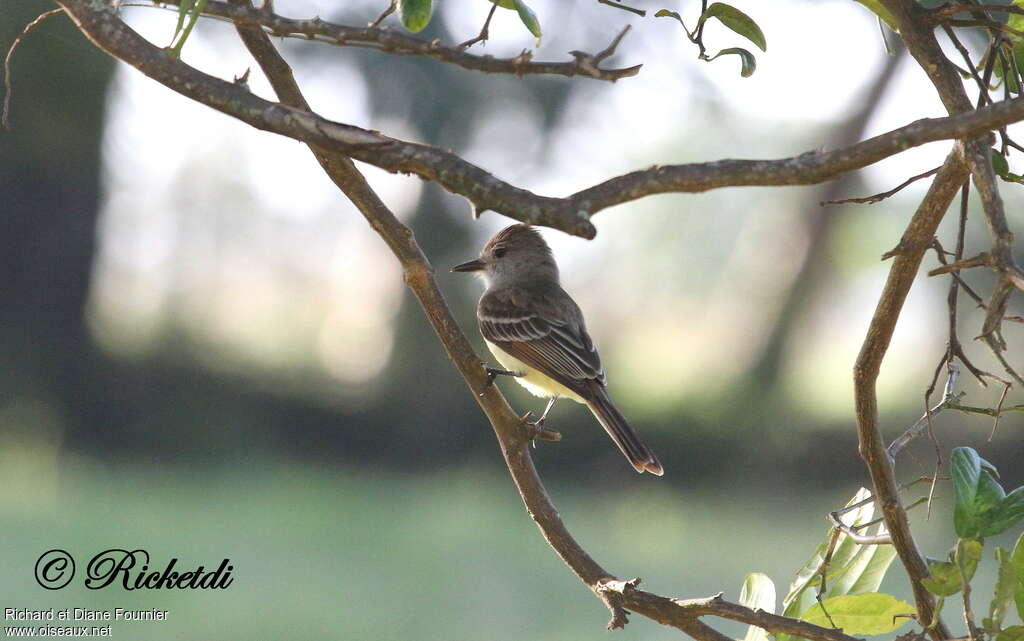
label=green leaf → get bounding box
[513,0,542,40]
[781,539,829,621]
[488,0,517,8]
[710,47,756,77]
[1012,533,1024,619]
[740,573,776,641]
[982,488,1024,538]
[781,489,877,619]
[172,0,195,45]
[852,0,898,31]
[831,526,897,596]
[976,467,1007,515]
[985,547,1018,632]
[699,3,766,52]
[922,557,963,597]
[169,0,207,57]
[801,593,914,635]
[654,9,692,35]
[993,149,1011,177]
[957,538,984,584]
[953,447,985,538]
[398,0,433,33]
[1017,581,1024,624]
[953,447,1024,538]
[998,626,1024,641]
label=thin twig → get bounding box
[569,25,633,75]
[457,3,497,50]
[942,25,993,106]
[947,399,1024,417]
[821,166,941,206]
[813,527,843,602]
[929,240,992,385]
[851,495,934,533]
[889,366,962,461]
[832,477,937,518]
[2,8,66,130]
[987,381,1010,440]
[928,252,992,276]
[946,18,1024,40]
[827,512,893,545]
[368,0,396,28]
[143,0,643,82]
[931,3,1024,20]
[597,0,646,17]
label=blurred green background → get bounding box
[2,0,1022,638]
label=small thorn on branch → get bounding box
[233,67,251,87]
[569,25,642,80]
[882,241,907,261]
[927,252,991,276]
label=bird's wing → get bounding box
[478,285,605,391]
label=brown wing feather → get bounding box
[478,284,604,396]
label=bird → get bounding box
[452,224,663,475]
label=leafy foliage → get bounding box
[984,547,1018,632]
[739,573,776,641]
[655,2,765,77]
[701,2,765,52]
[1013,533,1024,621]
[486,0,542,41]
[951,447,1024,539]
[398,0,434,33]
[390,0,541,40]
[801,594,914,636]
[765,475,1024,640]
[168,0,208,57]
[780,489,896,622]
[851,0,897,31]
[992,149,1024,185]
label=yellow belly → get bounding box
[486,341,585,404]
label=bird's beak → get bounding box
[451,258,485,273]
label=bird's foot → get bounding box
[479,367,523,396]
[519,411,561,444]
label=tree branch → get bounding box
[47,0,1024,240]
[146,0,642,81]
[213,2,873,639]
[852,145,965,641]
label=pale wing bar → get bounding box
[479,311,603,383]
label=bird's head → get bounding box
[451,224,559,288]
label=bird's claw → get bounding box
[479,367,523,396]
[519,411,561,444]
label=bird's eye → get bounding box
[493,247,507,258]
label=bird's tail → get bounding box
[585,386,663,476]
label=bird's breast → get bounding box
[485,341,586,404]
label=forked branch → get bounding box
[148,0,642,81]
[214,1,870,638]
[31,0,1024,240]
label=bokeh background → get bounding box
[2,0,1023,638]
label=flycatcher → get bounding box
[452,224,663,475]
